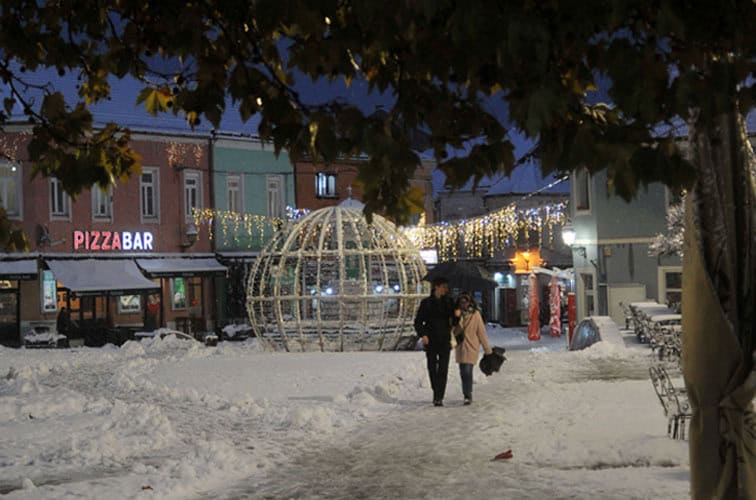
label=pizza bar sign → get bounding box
[73,230,154,251]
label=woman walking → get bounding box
[453,293,493,405]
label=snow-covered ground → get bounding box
[0,324,690,499]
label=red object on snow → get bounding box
[549,275,561,337]
[567,292,576,344]
[494,449,513,460]
[527,274,540,341]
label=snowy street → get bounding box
[0,326,690,499]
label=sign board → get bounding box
[73,230,154,251]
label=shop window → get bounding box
[0,162,21,218]
[50,177,70,219]
[188,277,202,308]
[315,172,337,198]
[227,175,242,212]
[171,277,187,310]
[92,185,112,220]
[171,277,201,310]
[118,295,141,313]
[41,270,58,313]
[184,171,202,220]
[140,168,159,221]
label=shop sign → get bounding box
[73,230,154,251]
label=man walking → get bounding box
[414,277,460,406]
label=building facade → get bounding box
[568,167,682,325]
[433,167,571,325]
[211,134,295,326]
[293,157,436,224]
[0,128,227,347]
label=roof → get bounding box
[0,258,38,279]
[135,258,227,277]
[45,258,160,296]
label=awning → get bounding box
[46,259,160,296]
[0,259,38,280]
[215,251,259,263]
[136,258,227,278]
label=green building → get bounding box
[212,134,295,327]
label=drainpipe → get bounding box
[208,130,216,253]
[208,130,218,333]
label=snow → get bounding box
[0,326,692,499]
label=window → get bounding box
[41,270,58,313]
[267,175,284,218]
[0,162,21,218]
[140,168,159,221]
[227,175,242,213]
[50,177,70,218]
[118,295,141,313]
[315,172,337,198]
[184,171,201,220]
[171,277,201,310]
[172,277,187,310]
[574,168,591,212]
[579,271,596,319]
[92,186,112,220]
[658,267,682,310]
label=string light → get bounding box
[0,131,30,162]
[166,141,203,168]
[193,201,567,255]
[401,201,568,260]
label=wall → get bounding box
[294,157,436,223]
[212,138,294,251]
[4,129,217,333]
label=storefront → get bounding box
[0,257,38,346]
[6,254,227,346]
[135,256,227,338]
[43,257,161,346]
[215,252,258,327]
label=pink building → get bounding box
[0,127,226,347]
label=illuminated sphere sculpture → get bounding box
[247,205,427,351]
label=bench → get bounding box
[649,365,691,440]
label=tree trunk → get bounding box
[682,110,756,499]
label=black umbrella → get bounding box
[422,261,498,291]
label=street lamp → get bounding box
[180,223,199,249]
[561,223,576,246]
[561,223,586,258]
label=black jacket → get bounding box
[414,294,459,348]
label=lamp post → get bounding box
[561,223,579,342]
[561,223,586,258]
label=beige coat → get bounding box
[454,309,492,365]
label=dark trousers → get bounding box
[459,363,474,400]
[425,346,450,402]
